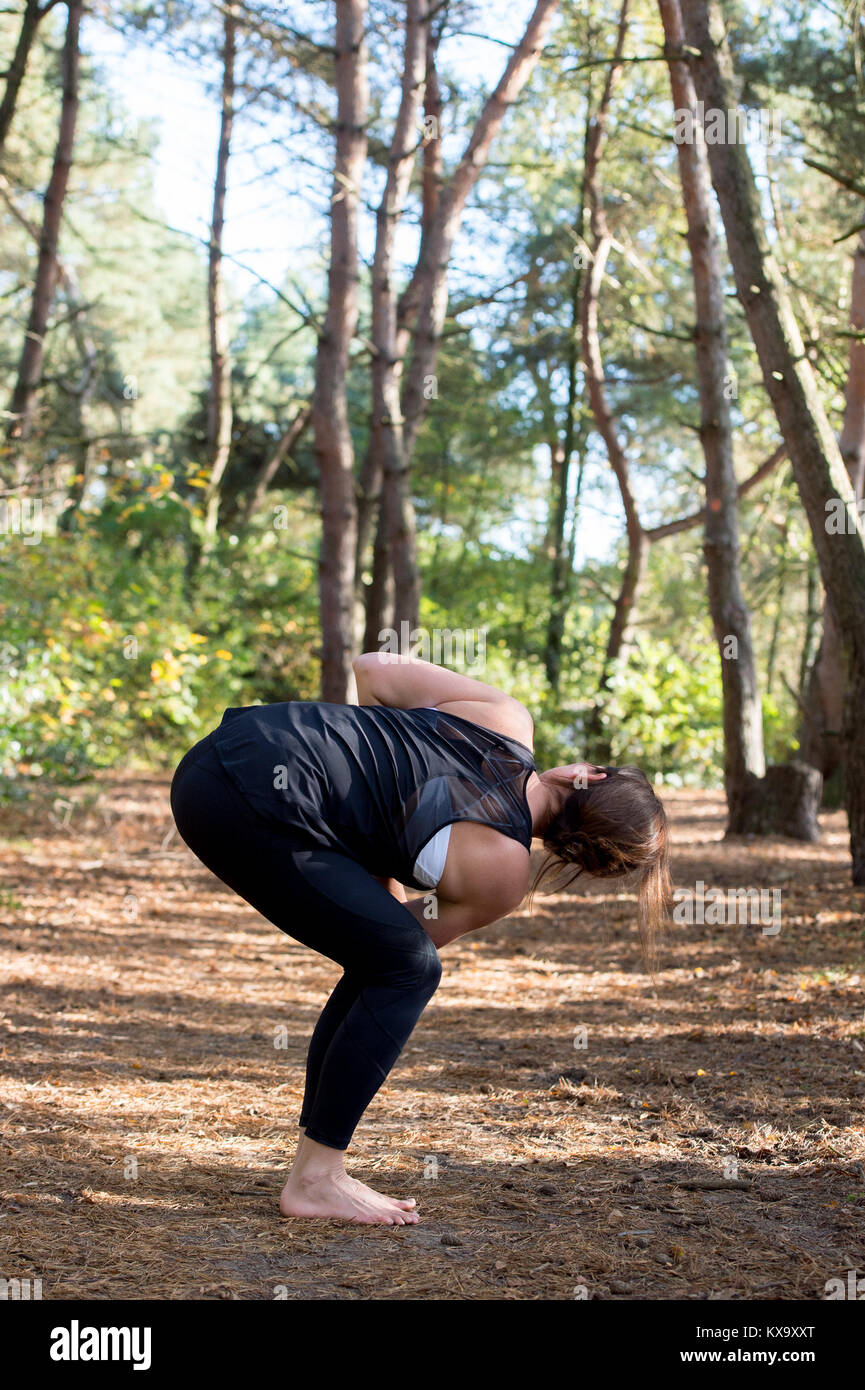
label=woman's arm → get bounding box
[353,651,533,747]
[403,896,481,949]
[374,874,496,944]
[402,833,529,948]
[403,878,526,949]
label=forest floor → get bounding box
[1,774,864,1301]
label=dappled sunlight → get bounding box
[1,775,864,1298]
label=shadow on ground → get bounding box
[1,779,864,1299]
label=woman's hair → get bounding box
[529,765,672,971]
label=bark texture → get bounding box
[545,110,592,692]
[799,229,865,779]
[682,0,865,880]
[580,1,648,748]
[203,2,239,540]
[737,762,823,842]
[314,0,369,701]
[360,0,428,648]
[6,0,82,472]
[0,0,48,165]
[659,0,765,832]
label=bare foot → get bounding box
[343,1173,416,1213]
[280,1169,419,1225]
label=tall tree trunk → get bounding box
[383,0,561,632]
[766,516,790,695]
[314,0,368,701]
[393,13,443,367]
[799,555,821,697]
[541,434,562,559]
[545,125,590,693]
[839,229,865,500]
[546,406,588,692]
[580,1,647,752]
[203,2,238,540]
[659,0,765,833]
[362,523,395,652]
[0,0,48,165]
[54,268,97,530]
[0,168,96,523]
[359,0,428,649]
[798,228,865,777]
[583,239,649,746]
[6,0,82,476]
[362,11,443,647]
[682,0,865,883]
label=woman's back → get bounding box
[210,699,536,889]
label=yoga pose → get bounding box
[170,652,670,1225]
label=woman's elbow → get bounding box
[353,651,389,705]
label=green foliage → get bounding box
[0,0,847,805]
[0,488,320,792]
[421,536,730,781]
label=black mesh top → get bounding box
[210,701,536,890]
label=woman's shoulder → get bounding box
[426,697,534,754]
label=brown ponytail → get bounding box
[529,766,672,972]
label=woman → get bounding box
[170,651,670,1225]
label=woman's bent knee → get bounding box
[378,932,442,998]
[413,935,443,998]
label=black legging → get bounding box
[169,732,442,1150]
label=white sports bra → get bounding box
[413,823,452,888]
[412,707,452,887]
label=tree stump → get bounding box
[734,762,822,841]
